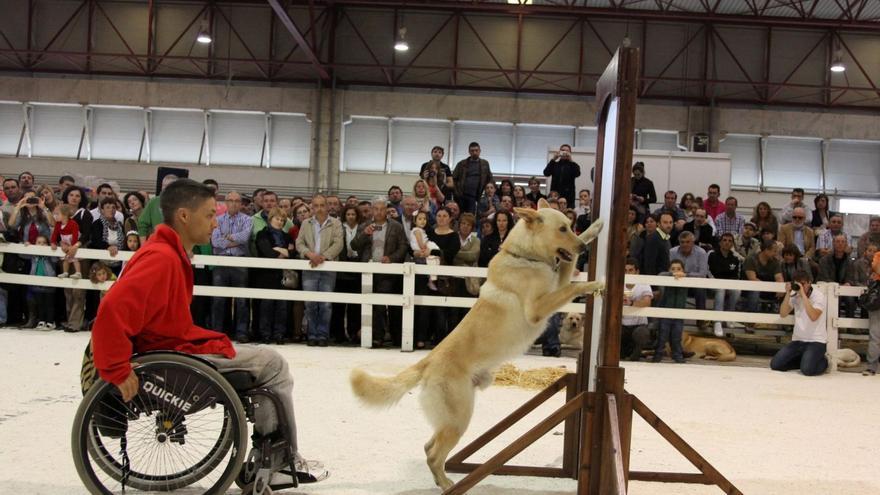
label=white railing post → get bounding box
[401,262,415,352]
[825,282,839,355]
[360,272,373,348]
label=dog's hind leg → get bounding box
[421,378,475,490]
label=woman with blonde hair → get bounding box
[254,207,293,344]
[412,178,436,219]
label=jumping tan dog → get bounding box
[682,331,737,362]
[350,200,604,490]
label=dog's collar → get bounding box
[503,248,559,271]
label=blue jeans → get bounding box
[0,286,7,325]
[656,318,684,360]
[212,266,250,338]
[301,271,336,341]
[714,288,741,321]
[770,340,827,376]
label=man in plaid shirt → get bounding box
[714,196,745,238]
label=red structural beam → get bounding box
[267,0,330,80]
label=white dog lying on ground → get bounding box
[826,348,861,373]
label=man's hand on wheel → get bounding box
[117,370,139,402]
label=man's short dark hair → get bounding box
[560,144,572,151]
[431,146,444,154]
[19,171,33,180]
[388,185,402,195]
[720,232,735,243]
[59,175,75,184]
[761,239,777,251]
[664,190,677,199]
[3,178,19,186]
[669,259,685,270]
[659,212,674,222]
[358,200,371,207]
[160,179,216,226]
[202,179,219,188]
[792,269,812,283]
[708,184,720,192]
[96,183,114,194]
[726,196,738,205]
[99,197,117,209]
[262,190,278,201]
[625,257,640,270]
[792,188,805,195]
[253,188,267,198]
[468,141,480,149]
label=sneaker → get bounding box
[70,272,82,280]
[317,339,328,347]
[36,321,47,330]
[292,458,329,484]
[863,369,876,376]
[57,273,69,279]
[651,356,663,363]
[713,322,724,337]
[236,334,250,344]
[428,281,438,291]
[674,358,687,364]
[45,322,56,330]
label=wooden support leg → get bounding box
[443,393,586,495]
[631,395,743,495]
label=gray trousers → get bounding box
[202,344,298,455]
[868,309,880,373]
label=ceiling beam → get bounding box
[266,0,330,80]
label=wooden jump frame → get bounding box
[444,47,743,495]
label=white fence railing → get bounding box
[0,243,870,353]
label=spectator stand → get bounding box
[0,244,866,349]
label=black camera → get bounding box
[791,282,800,293]
[26,197,39,205]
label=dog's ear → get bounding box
[514,207,541,225]
[536,198,550,209]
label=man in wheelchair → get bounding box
[89,179,328,490]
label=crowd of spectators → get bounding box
[0,143,878,374]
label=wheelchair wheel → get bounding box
[72,353,248,494]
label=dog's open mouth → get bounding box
[556,248,574,262]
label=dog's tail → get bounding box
[350,360,427,408]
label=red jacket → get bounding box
[50,220,79,246]
[92,224,235,385]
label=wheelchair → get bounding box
[72,351,299,494]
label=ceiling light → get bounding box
[394,27,409,52]
[829,47,844,72]
[196,19,212,44]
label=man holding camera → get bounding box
[770,269,828,376]
[543,144,581,207]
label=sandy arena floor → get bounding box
[1,327,877,495]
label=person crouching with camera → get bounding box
[770,269,828,376]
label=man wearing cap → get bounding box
[736,221,761,260]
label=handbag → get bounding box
[281,269,299,290]
[858,280,880,312]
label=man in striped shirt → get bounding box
[211,191,253,342]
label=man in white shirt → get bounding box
[622,258,653,361]
[770,270,828,376]
[90,183,124,223]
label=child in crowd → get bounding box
[50,204,82,279]
[89,261,116,301]
[410,210,442,291]
[653,259,688,363]
[124,231,141,252]
[25,235,56,329]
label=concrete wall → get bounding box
[2,74,877,208]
